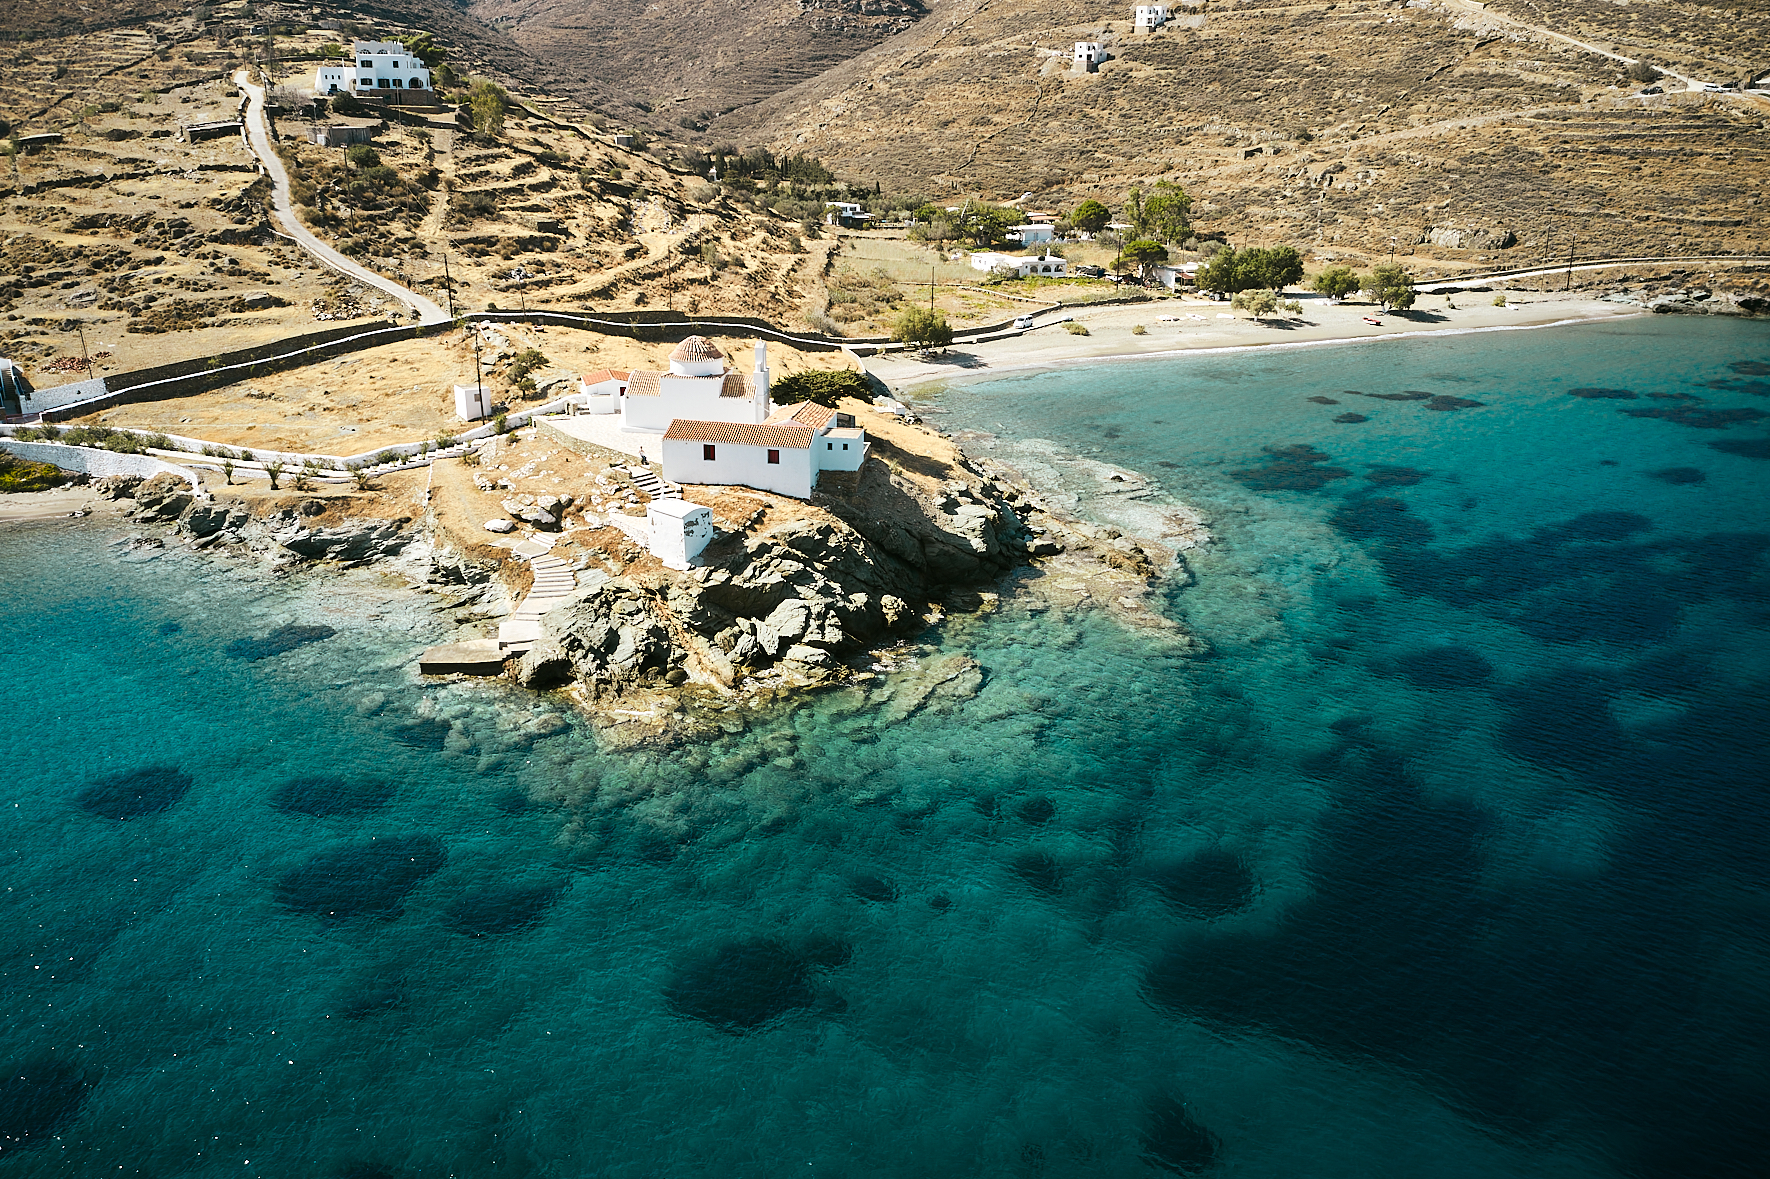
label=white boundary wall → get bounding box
[2,439,205,493]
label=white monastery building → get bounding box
[569,335,868,500]
[1134,5,1172,33]
[313,41,434,98]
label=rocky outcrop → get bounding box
[1645,288,1768,316]
[535,472,1035,696]
[127,473,193,522]
[273,517,413,562]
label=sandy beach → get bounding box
[865,288,1646,392]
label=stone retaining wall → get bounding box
[1,439,203,493]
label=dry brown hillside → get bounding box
[716,0,1770,261]
[464,0,933,128]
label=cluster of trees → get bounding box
[908,202,1022,249]
[684,146,836,187]
[1197,246,1305,296]
[1312,263,1416,310]
[770,370,873,406]
[1061,181,1191,242]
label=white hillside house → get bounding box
[1073,42,1103,72]
[313,41,434,98]
[970,251,1068,278]
[1134,5,1172,33]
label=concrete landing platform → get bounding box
[418,639,507,675]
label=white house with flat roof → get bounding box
[313,41,433,98]
[1073,42,1103,71]
[970,251,1068,278]
[1012,223,1054,244]
[662,400,868,501]
[1134,5,1172,33]
[621,337,771,434]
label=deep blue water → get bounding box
[3,316,1768,1178]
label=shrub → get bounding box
[351,468,374,490]
[1131,324,1147,336]
[891,305,954,349]
[375,450,398,465]
[264,460,285,489]
[493,413,509,435]
[1065,321,1090,336]
[1493,294,1507,307]
[344,143,381,169]
[770,369,871,408]
[0,451,68,492]
[435,432,457,450]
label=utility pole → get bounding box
[1565,235,1576,291]
[442,251,456,318]
[930,264,936,311]
[74,321,91,375]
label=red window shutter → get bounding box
[703,444,716,461]
[767,449,780,465]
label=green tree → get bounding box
[1238,245,1304,291]
[1069,199,1111,235]
[1232,289,1279,319]
[1311,265,1361,301]
[344,143,381,169]
[401,33,446,68]
[1121,238,1170,283]
[770,370,871,408]
[1197,246,1245,296]
[1362,262,1417,310]
[953,203,1018,249]
[1134,181,1192,243]
[892,306,954,349]
[468,80,508,138]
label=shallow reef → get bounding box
[1333,412,1369,424]
[1648,467,1706,485]
[1365,466,1427,486]
[274,835,447,922]
[1307,396,1340,405]
[226,623,337,661]
[271,776,396,817]
[1394,645,1495,689]
[664,939,827,1033]
[1709,437,1770,459]
[1141,1095,1222,1175]
[1010,850,1064,894]
[1149,848,1257,918]
[1231,445,1352,491]
[1621,406,1767,429]
[0,1060,93,1153]
[1568,387,1637,399]
[445,881,567,936]
[75,764,193,819]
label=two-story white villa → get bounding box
[1073,42,1103,72]
[1134,5,1172,33]
[313,41,433,99]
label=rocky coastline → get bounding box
[19,412,1202,749]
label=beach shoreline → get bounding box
[865,290,1648,392]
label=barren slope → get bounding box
[717,0,1770,260]
[464,0,932,127]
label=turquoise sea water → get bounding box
[3,316,1768,1178]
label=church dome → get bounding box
[668,336,723,364]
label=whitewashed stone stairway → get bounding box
[496,553,578,654]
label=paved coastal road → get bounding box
[233,69,448,326]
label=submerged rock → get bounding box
[445,881,566,936]
[0,1059,94,1151]
[1648,466,1706,485]
[274,835,447,922]
[1142,1095,1222,1175]
[1150,849,1257,918]
[1621,406,1767,429]
[75,764,193,819]
[226,623,337,661]
[1569,387,1638,400]
[1231,445,1351,491]
[270,776,395,817]
[664,939,820,1033]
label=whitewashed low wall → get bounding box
[18,376,107,414]
[1,439,204,494]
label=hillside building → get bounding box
[1073,42,1103,72]
[662,400,867,501]
[969,252,1069,278]
[1134,5,1172,33]
[621,337,770,434]
[313,41,433,98]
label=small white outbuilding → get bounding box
[454,383,492,421]
[646,498,715,571]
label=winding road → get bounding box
[233,69,449,325]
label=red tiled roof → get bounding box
[625,370,661,397]
[580,369,630,386]
[664,419,814,448]
[765,401,836,428]
[669,336,723,363]
[719,372,755,399]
